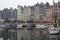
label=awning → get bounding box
[33,19,40,23]
[43,20,52,23]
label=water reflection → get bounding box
[0,38,3,40]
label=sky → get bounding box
[0,0,58,10]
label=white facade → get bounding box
[34,6,40,20]
[17,6,22,20]
[20,6,31,21]
[17,5,31,21]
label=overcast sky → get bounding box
[0,0,58,10]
